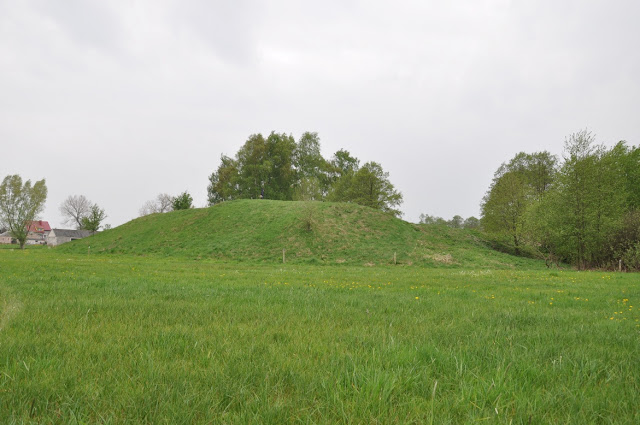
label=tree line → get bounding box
[481,129,640,270]
[418,213,480,229]
[4,128,637,271]
[206,131,403,217]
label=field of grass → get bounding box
[1,248,638,424]
[56,200,544,269]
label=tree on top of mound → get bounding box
[328,161,403,217]
[172,191,193,210]
[207,131,403,216]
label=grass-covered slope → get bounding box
[58,199,542,267]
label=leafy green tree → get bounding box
[418,213,447,225]
[0,175,47,249]
[207,132,401,212]
[627,146,640,209]
[420,213,480,229]
[327,171,354,204]
[481,171,530,255]
[538,130,627,268]
[325,149,361,204]
[610,210,640,270]
[172,191,193,210]
[264,132,297,200]
[482,150,557,256]
[481,131,639,269]
[207,132,297,203]
[330,149,360,177]
[294,132,324,179]
[463,216,481,229]
[495,151,557,200]
[329,161,403,217]
[448,215,464,229]
[612,141,640,210]
[207,155,240,205]
[523,193,561,266]
[293,132,332,199]
[235,133,269,199]
[81,204,107,234]
[293,176,323,201]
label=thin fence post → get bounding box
[394,252,396,265]
[88,245,90,256]
[619,259,622,272]
[283,248,286,264]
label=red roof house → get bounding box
[26,221,52,245]
[27,220,52,233]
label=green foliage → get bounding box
[264,132,297,200]
[81,204,107,234]
[495,151,557,200]
[208,132,297,202]
[207,133,403,215]
[1,250,639,423]
[293,132,326,180]
[0,174,47,249]
[419,213,446,225]
[481,151,556,256]
[292,132,333,200]
[448,215,463,229]
[482,130,640,270]
[622,143,640,209]
[329,162,403,217]
[609,210,640,271]
[463,216,480,229]
[330,149,360,176]
[481,172,530,255]
[293,176,323,201]
[418,214,480,229]
[172,191,193,210]
[543,131,628,269]
[207,155,239,204]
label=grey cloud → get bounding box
[171,0,265,66]
[30,0,124,53]
[0,0,638,227]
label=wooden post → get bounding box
[283,248,286,264]
[619,259,622,272]
[88,245,90,256]
[394,252,396,265]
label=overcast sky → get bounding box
[2,0,639,228]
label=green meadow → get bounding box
[1,248,638,424]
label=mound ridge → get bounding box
[58,199,542,267]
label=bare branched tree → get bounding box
[59,195,92,229]
[156,193,173,213]
[139,193,174,216]
[139,200,156,217]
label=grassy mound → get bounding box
[58,199,542,267]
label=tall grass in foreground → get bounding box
[0,250,638,424]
